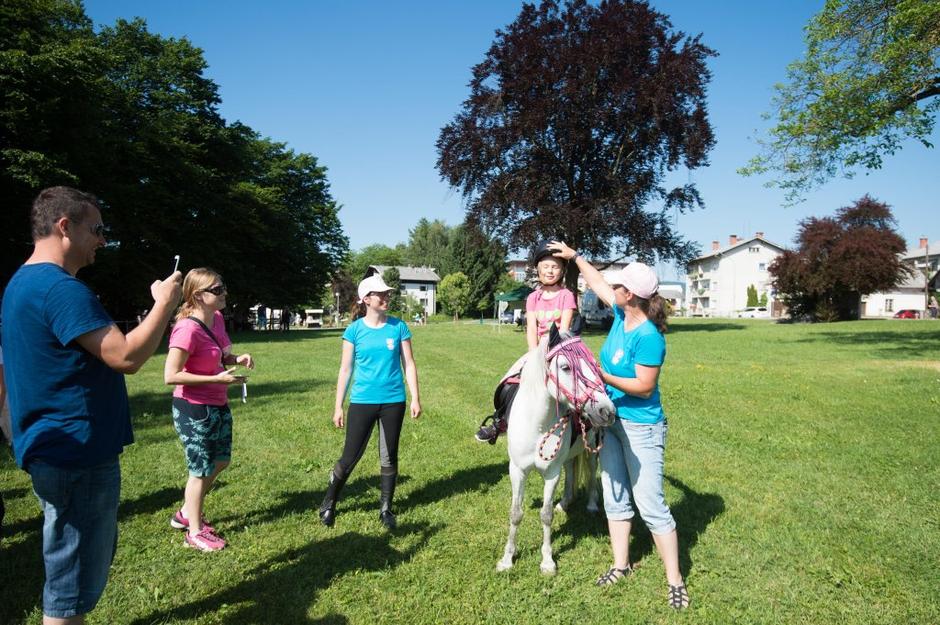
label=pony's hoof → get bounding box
[540,562,557,576]
[496,559,513,572]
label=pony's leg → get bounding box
[539,468,563,575]
[497,462,527,572]
[556,458,575,512]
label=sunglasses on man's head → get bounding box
[202,285,227,296]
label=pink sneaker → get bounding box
[170,509,215,533]
[184,527,226,552]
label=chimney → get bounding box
[729,234,738,246]
[920,236,928,249]
[755,231,764,239]
[711,240,720,251]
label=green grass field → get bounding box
[2,319,938,625]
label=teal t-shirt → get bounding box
[599,307,666,424]
[343,317,412,404]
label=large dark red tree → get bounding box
[436,0,716,287]
[770,195,910,321]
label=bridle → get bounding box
[538,337,607,460]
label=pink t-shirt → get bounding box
[169,311,232,405]
[526,287,577,339]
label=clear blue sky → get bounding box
[83,1,939,277]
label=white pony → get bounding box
[497,326,616,575]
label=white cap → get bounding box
[357,275,394,303]
[609,262,659,299]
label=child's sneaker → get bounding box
[170,509,214,533]
[184,527,226,552]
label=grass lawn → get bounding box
[2,319,938,624]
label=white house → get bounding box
[862,237,939,318]
[685,233,785,317]
[369,265,441,317]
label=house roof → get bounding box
[902,241,940,260]
[689,236,786,263]
[369,265,441,283]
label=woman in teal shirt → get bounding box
[318,274,421,530]
[549,242,689,609]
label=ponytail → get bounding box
[637,293,668,334]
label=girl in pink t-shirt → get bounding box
[164,268,254,552]
[475,242,578,443]
[525,242,577,349]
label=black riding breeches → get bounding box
[334,402,405,480]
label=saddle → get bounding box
[488,366,587,442]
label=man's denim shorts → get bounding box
[28,457,121,618]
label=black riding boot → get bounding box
[379,466,398,530]
[319,469,347,528]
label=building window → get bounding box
[885,299,894,312]
[749,246,760,253]
[759,263,766,271]
[420,285,427,291]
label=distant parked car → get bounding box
[739,306,769,318]
[499,310,516,324]
[893,309,919,319]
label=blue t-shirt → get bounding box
[1,263,132,469]
[599,306,666,424]
[342,317,412,404]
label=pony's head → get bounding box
[538,324,615,428]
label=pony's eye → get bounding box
[559,363,571,372]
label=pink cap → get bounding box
[609,262,659,299]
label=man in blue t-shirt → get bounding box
[1,187,181,625]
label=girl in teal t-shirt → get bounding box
[318,274,421,531]
[549,241,690,610]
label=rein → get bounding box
[538,337,606,460]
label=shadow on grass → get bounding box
[0,483,200,625]
[625,475,724,579]
[128,522,441,625]
[793,328,940,359]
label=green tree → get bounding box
[404,218,452,268]
[437,0,715,291]
[741,0,940,203]
[442,223,508,313]
[759,291,768,307]
[345,244,405,282]
[438,272,472,321]
[382,267,404,316]
[746,284,759,307]
[0,4,348,319]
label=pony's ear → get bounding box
[548,322,562,349]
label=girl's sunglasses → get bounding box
[202,285,227,296]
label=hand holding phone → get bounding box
[173,255,180,273]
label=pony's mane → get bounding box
[518,331,573,403]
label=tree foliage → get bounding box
[438,272,473,320]
[0,1,348,320]
[382,266,403,316]
[741,0,940,203]
[440,223,508,313]
[403,218,451,267]
[769,195,910,321]
[746,284,759,307]
[437,0,715,290]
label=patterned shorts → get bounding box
[172,398,233,477]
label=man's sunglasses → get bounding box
[202,285,227,296]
